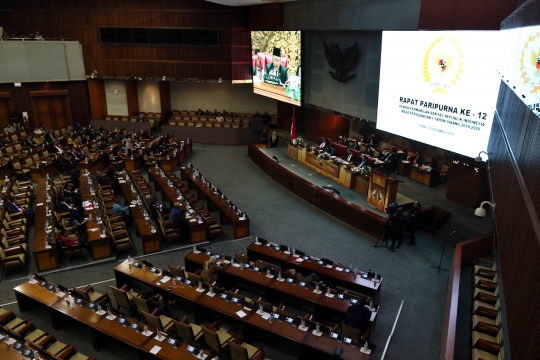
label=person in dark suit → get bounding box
[49,142,64,154]
[345,300,372,336]
[318,138,328,150]
[25,138,36,148]
[383,148,399,173]
[366,134,379,148]
[326,145,337,156]
[265,47,288,87]
[358,155,368,168]
[260,129,268,145]
[342,149,357,164]
[406,201,422,246]
[408,151,423,166]
[8,197,34,225]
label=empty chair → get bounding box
[168,265,184,278]
[25,328,47,343]
[235,253,249,264]
[472,347,504,360]
[473,299,500,319]
[111,229,132,255]
[141,311,174,332]
[341,322,370,343]
[0,245,28,276]
[36,334,70,357]
[229,337,264,360]
[71,285,111,306]
[473,312,502,336]
[473,287,499,306]
[173,317,203,342]
[474,258,497,280]
[472,330,503,352]
[201,322,235,353]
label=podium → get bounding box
[367,171,399,212]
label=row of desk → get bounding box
[245,242,382,302]
[79,175,114,260]
[147,167,207,243]
[117,172,162,254]
[183,252,379,329]
[32,178,59,272]
[180,167,250,240]
[12,280,209,360]
[112,260,374,360]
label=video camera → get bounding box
[385,202,399,215]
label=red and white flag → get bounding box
[291,107,297,144]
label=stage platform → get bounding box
[258,145,415,216]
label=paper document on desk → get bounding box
[142,330,153,336]
[161,276,171,283]
[154,334,166,342]
[232,263,241,268]
[36,203,43,206]
[261,313,271,320]
[150,345,161,354]
[206,292,216,297]
[298,325,309,332]
[236,310,247,318]
[88,228,99,232]
[106,314,117,320]
[360,347,372,354]
[6,338,16,345]
[325,293,334,298]
[312,330,322,337]
[96,310,106,316]
[335,267,344,271]
[326,264,333,268]
[119,180,126,183]
[284,251,291,255]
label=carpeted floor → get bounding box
[0,138,492,360]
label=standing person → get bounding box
[260,129,268,145]
[388,206,405,251]
[269,131,279,148]
[201,256,223,284]
[345,299,372,336]
[406,201,422,246]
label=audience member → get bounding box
[269,131,279,148]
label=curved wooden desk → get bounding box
[248,145,388,240]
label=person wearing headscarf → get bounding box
[269,131,279,148]
[201,255,222,284]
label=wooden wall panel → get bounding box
[0,82,90,129]
[5,0,252,80]
[249,3,283,31]
[487,80,540,360]
[419,0,516,30]
[87,79,107,119]
[303,106,349,143]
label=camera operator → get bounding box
[406,201,422,246]
[386,203,405,252]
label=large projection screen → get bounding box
[377,31,501,158]
[251,31,301,106]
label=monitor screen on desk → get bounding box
[251,31,302,106]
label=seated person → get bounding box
[408,151,423,166]
[342,149,357,164]
[383,148,398,172]
[4,124,15,134]
[325,145,337,156]
[201,256,223,284]
[358,155,368,168]
[345,299,372,336]
[215,113,225,122]
[135,289,176,315]
[318,138,328,150]
[195,108,203,115]
[98,140,108,151]
[262,112,271,124]
[57,228,80,247]
[8,197,35,225]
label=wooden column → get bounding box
[159,81,171,125]
[87,79,107,119]
[125,80,139,117]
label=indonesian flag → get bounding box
[291,107,297,144]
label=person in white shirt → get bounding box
[34,31,43,40]
[215,114,225,122]
[4,125,15,134]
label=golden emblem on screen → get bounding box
[519,31,540,93]
[423,37,464,94]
